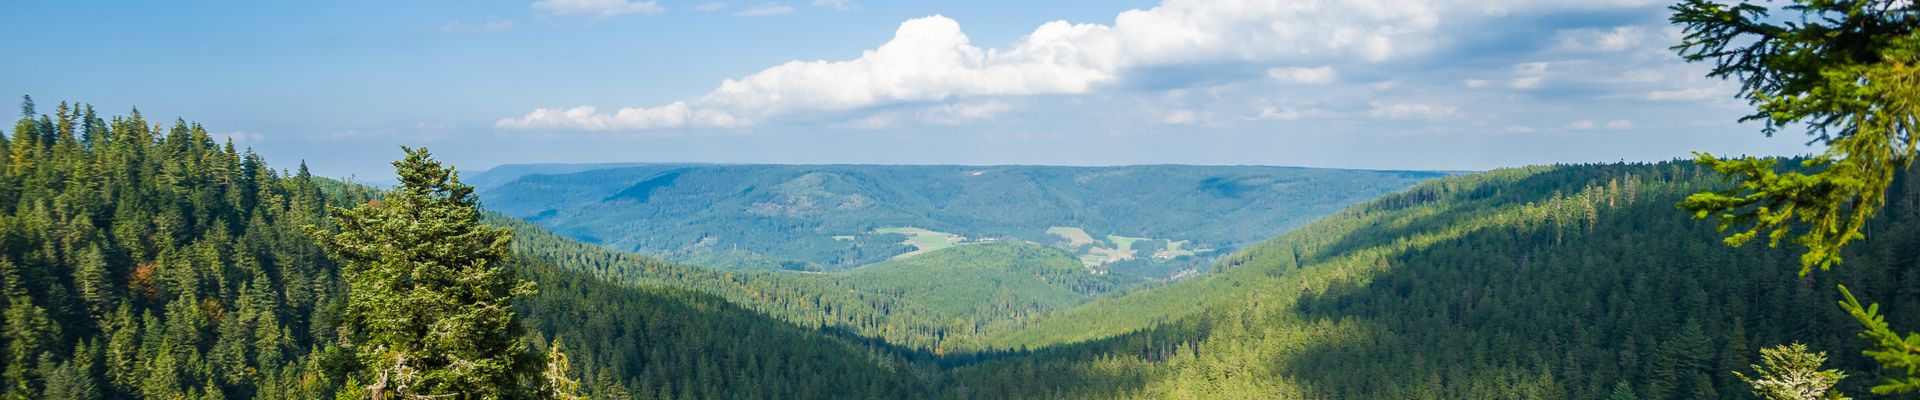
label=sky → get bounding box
[0,0,1814,181]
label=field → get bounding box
[875,227,964,259]
[1046,226,1096,247]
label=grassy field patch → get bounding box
[876,227,963,259]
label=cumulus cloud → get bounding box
[920,101,1012,125]
[1556,26,1646,52]
[1605,119,1634,129]
[1369,101,1457,120]
[504,0,1681,131]
[1568,120,1597,130]
[532,0,664,17]
[694,2,727,12]
[830,101,1012,129]
[1268,66,1338,85]
[737,3,795,17]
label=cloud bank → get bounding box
[501,0,1689,131]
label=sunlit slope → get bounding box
[831,243,1126,330]
[496,214,1126,352]
[948,161,1920,399]
[989,165,1574,348]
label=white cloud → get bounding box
[1503,125,1535,134]
[835,114,897,130]
[919,101,1012,125]
[1509,76,1543,89]
[1605,119,1634,129]
[532,0,664,17]
[1556,26,1645,52]
[1368,101,1456,120]
[505,0,1675,131]
[737,3,795,16]
[811,0,857,11]
[1267,66,1338,85]
[694,2,727,12]
[1568,120,1597,130]
[495,103,747,130]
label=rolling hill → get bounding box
[474,164,1447,279]
[935,162,1920,399]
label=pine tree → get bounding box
[1734,343,1846,400]
[319,147,536,399]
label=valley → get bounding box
[4,105,1917,398]
[474,164,1443,282]
[9,0,1915,398]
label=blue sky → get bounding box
[1,0,1810,181]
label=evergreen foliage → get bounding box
[1671,0,1920,393]
[1735,343,1849,400]
[318,147,537,398]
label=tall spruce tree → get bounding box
[319,147,537,399]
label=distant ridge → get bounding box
[477,163,1446,280]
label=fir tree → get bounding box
[319,147,536,399]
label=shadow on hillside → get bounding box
[1263,164,1920,398]
[915,162,1920,398]
[911,165,1630,397]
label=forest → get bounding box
[7,99,1917,398]
[0,0,1913,398]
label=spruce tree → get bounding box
[319,147,536,399]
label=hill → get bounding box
[937,162,1920,398]
[474,164,1446,279]
[0,104,929,398]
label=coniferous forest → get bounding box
[2,0,1916,399]
[7,99,1919,399]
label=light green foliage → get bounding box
[538,340,581,400]
[1736,343,1849,400]
[1671,0,1920,392]
[1837,285,1920,394]
[832,243,1124,338]
[1671,0,1920,273]
[321,147,537,398]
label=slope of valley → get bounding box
[474,164,1446,279]
[0,109,928,399]
[10,105,1920,399]
[938,162,1920,399]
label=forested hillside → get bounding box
[476,164,1443,277]
[937,162,1920,399]
[0,101,930,399]
[14,99,1920,400]
[498,215,1126,353]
